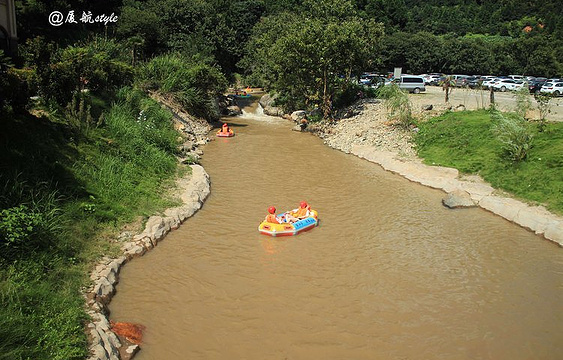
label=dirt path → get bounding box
[410,86,563,122]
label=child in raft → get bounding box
[264,206,281,224]
[285,201,311,222]
[265,201,311,224]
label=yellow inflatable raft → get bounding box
[258,209,319,237]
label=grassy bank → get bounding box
[414,109,563,215]
[0,87,182,359]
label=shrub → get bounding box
[332,83,377,109]
[515,86,532,119]
[20,37,134,107]
[376,83,414,128]
[0,175,62,258]
[491,110,533,162]
[534,93,552,132]
[0,52,31,114]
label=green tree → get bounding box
[242,0,383,117]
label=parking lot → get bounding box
[409,86,563,122]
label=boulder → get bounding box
[226,105,242,116]
[290,110,307,121]
[259,93,284,117]
[442,190,476,208]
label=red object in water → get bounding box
[111,321,146,345]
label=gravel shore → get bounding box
[310,98,418,159]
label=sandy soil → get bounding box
[409,86,563,122]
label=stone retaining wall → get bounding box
[349,145,563,247]
[84,164,211,360]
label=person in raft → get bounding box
[221,123,231,133]
[264,206,281,224]
[284,201,311,223]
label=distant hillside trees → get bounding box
[379,31,563,76]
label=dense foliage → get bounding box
[366,0,563,76]
[241,0,383,116]
[116,0,265,76]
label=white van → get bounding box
[398,75,426,93]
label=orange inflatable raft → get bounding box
[216,129,234,137]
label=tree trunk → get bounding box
[322,68,331,119]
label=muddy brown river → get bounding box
[109,103,563,359]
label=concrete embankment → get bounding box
[349,145,563,246]
[308,99,563,247]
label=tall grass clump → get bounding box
[491,110,533,162]
[73,87,179,222]
[376,83,414,128]
[0,174,64,258]
[0,256,88,360]
[139,53,227,120]
[514,86,533,119]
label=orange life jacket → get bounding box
[293,206,309,218]
[265,214,280,224]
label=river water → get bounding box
[109,102,563,360]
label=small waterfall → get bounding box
[239,103,278,122]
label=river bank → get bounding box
[306,98,563,246]
[84,96,213,360]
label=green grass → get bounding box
[138,54,227,120]
[0,87,184,359]
[415,109,563,214]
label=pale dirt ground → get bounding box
[409,85,563,122]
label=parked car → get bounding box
[481,78,501,89]
[429,76,446,86]
[386,75,426,93]
[492,79,524,92]
[539,82,563,96]
[465,76,482,88]
[359,73,379,86]
[451,75,470,87]
[422,73,442,85]
[528,79,548,94]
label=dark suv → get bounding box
[528,79,547,94]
